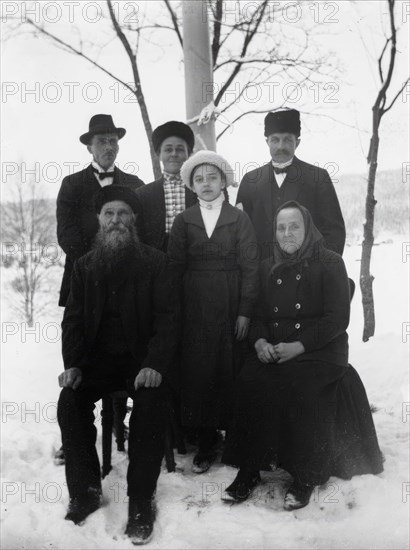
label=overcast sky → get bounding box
[1,0,409,199]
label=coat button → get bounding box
[274,322,279,328]
[274,306,279,312]
[295,323,301,329]
[296,274,301,280]
[295,303,301,309]
[276,279,282,285]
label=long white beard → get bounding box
[93,223,140,275]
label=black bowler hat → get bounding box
[94,186,139,214]
[152,121,195,154]
[80,114,126,145]
[264,109,301,137]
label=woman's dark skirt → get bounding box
[222,353,384,486]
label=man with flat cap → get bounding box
[135,121,196,252]
[57,114,144,307]
[236,109,346,259]
[57,185,179,544]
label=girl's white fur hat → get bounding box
[180,150,237,189]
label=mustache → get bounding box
[107,225,127,233]
[95,222,138,246]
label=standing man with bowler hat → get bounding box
[134,121,196,252]
[57,114,144,307]
[236,109,346,259]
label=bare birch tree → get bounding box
[360,0,409,341]
[1,178,61,326]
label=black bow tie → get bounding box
[92,167,115,180]
[273,166,289,175]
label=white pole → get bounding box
[182,1,216,151]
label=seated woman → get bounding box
[168,151,259,474]
[222,200,384,510]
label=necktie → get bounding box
[99,172,114,180]
[92,167,115,180]
[273,167,288,175]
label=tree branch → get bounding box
[163,0,183,47]
[106,0,161,178]
[374,0,397,113]
[214,1,268,105]
[216,108,276,140]
[24,18,135,94]
[211,0,223,65]
[216,107,364,141]
[383,77,410,114]
[377,37,391,83]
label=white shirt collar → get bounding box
[92,161,116,173]
[271,157,294,169]
[198,194,224,210]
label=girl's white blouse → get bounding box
[198,194,224,238]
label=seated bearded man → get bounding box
[57,185,179,545]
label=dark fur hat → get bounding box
[152,121,195,154]
[264,109,301,137]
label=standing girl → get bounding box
[168,151,259,473]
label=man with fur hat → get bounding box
[135,121,196,251]
[57,185,179,544]
[236,109,346,259]
[57,114,144,307]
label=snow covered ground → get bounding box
[1,238,409,550]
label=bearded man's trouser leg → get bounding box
[58,386,105,498]
[127,386,167,499]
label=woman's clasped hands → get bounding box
[255,339,305,364]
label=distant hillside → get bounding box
[1,172,408,249]
[333,168,408,244]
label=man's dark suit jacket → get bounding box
[62,244,179,380]
[236,157,346,258]
[56,164,144,306]
[135,177,197,252]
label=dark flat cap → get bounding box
[152,121,195,153]
[264,109,301,137]
[94,185,139,214]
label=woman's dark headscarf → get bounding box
[270,201,324,274]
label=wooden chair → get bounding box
[348,278,355,301]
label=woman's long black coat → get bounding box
[250,246,350,367]
[168,202,259,428]
[223,247,384,485]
